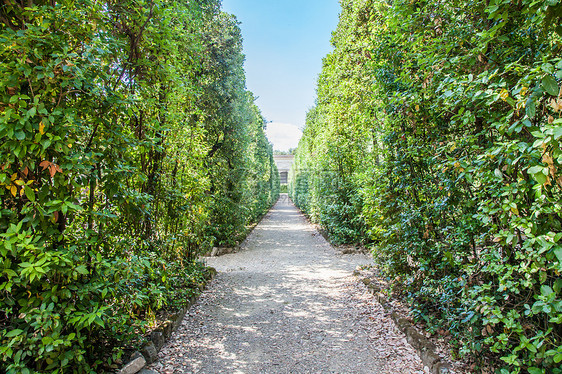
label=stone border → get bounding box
[117,267,217,374]
[354,271,451,374]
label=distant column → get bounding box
[273,155,295,186]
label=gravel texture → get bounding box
[149,195,426,373]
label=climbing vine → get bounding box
[0,1,278,372]
[291,0,562,371]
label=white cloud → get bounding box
[265,122,303,152]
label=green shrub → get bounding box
[0,1,277,372]
[292,0,562,371]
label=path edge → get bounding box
[292,194,452,373]
[116,267,217,374]
[354,271,451,374]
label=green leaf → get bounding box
[15,131,26,140]
[553,125,562,140]
[554,279,562,294]
[542,75,559,96]
[4,269,17,278]
[528,165,548,184]
[526,99,536,118]
[528,166,545,175]
[528,368,543,374]
[5,329,23,338]
[554,246,562,263]
[541,285,554,296]
[533,172,547,184]
[75,265,88,275]
[94,316,105,328]
[24,185,35,202]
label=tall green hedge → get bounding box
[0,1,278,372]
[291,0,562,371]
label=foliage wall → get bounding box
[290,0,562,371]
[0,1,278,372]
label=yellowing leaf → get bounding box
[550,98,562,112]
[9,185,17,197]
[39,121,45,135]
[500,89,509,101]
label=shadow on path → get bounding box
[150,194,425,374]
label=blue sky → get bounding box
[221,0,341,151]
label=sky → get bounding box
[220,0,341,151]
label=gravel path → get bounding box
[150,194,426,373]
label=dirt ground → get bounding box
[149,194,427,373]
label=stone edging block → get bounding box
[354,272,451,374]
[116,267,217,374]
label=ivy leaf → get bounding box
[542,75,559,96]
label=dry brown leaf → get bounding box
[39,160,51,170]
